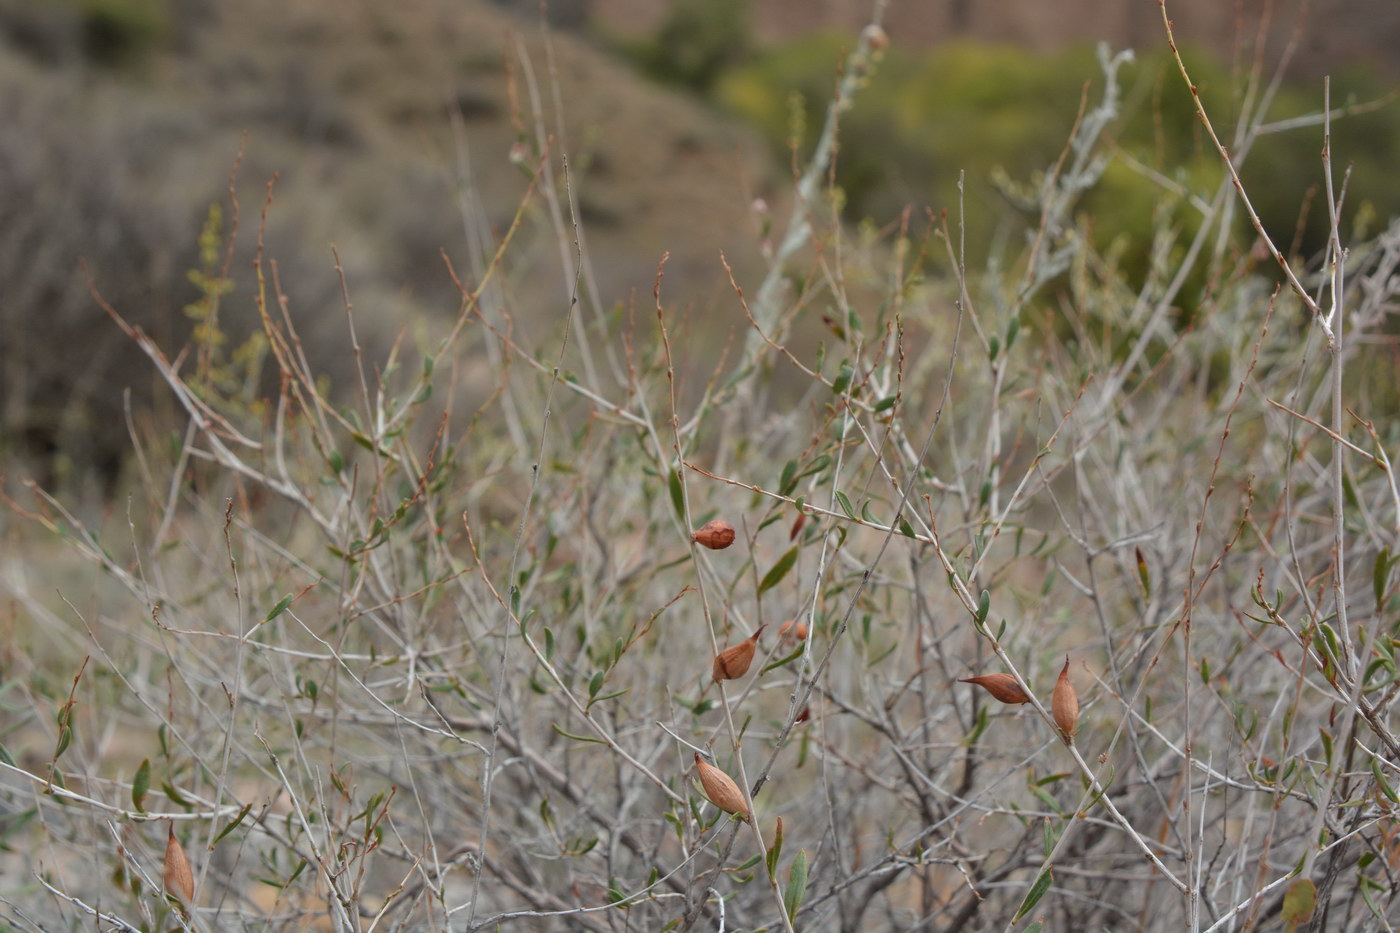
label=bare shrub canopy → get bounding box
[3,6,1399,932]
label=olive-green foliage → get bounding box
[65,0,168,65]
[619,0,751,94]
[718,35,1400,291]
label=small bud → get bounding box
[863,24,889,52]
[713,625,766,681]
[1053,656,1080,739]
[958,673,1030,705]
[778,619,808,642]
[692,520,736,550]
[694,752,750,821]
[164,823,195,906]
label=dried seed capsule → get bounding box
[694,752,750,821]
[958,673,1031,705]
[713,625,766,682]
[778,619,808,642]
[692,520,737,550]
[164,823,195,905]
[1053,656,1079,739]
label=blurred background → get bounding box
[1,0,1397,490]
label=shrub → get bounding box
[3,13,1399,933]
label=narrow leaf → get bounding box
[759,547,800,596]
[1014,867,1053,922]
[1375,547,1391,609]
[264,595,293,624]
[212,802,254,845]
[783,849,808,921]
[132,758,151,813]
[669,469,685,521]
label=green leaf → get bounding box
[831,360,854,395]
[264,595,293,624]
[588,672,605,698]
[1375,547,1391,609]
[874,395,897,412]
[1014,867,1053,922]
[760,645,806,676]
[669,469,685,522]
[834,491,855,519]
[54,725,72,761]
[162,780,191,807]
[783,849,808,921]
[766,817,784,882]
[0,742,13,767]
[975,590,990,624]
[779,460,798,496]
[1282,877,1316,931]
[551,723,606,745]
[1372,758,1399,803]
[131,758,150,813]
[899,518,915,538]
[759,547,800,596]
[213,802,254,845]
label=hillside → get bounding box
[0,0,776,483]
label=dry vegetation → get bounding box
[2,4,1400,932]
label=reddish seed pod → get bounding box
[713,625,766,682]
[778,619,808,642]
[163,823,195,905]
[1053,656,1080,739]
[694,752,750,821]
[692,520,736,550]
[958,673,1031,705]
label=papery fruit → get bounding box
[164,823,195,905]
[694,752,750,821]
[713,625,766,682]
[1053,656,1079,738]
[779,619,808,641]
[958,673,1030,705]
[692,520,736,550]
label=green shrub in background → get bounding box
[616,0,752,94]
[717,35,1400,303]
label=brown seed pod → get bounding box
[778,619,808,642]
[694,752,750,821]
[1053,656,1079,739]
[712,625,766,681]
[163,823,195,905]
[959,673,1031,705]
[692,520,736,550]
